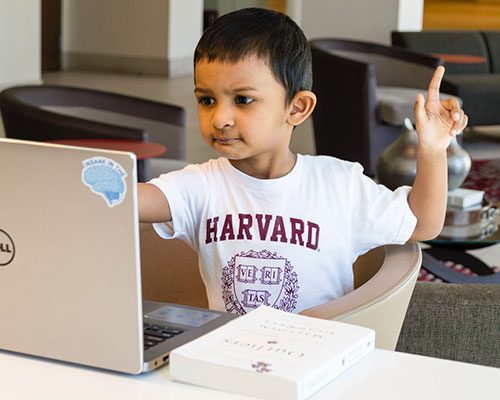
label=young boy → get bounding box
[138,8,467,315]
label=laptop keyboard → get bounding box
[143,322,184,350]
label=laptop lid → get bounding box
[0,138,144,373]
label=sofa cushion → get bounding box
[396,282,500,368]
[377,86,462,126]
[442,73,500,125]
[392,31,490,74]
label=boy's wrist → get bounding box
[416,143,448,160]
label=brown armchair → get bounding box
[310,38,445,176]
[0,85,187,181]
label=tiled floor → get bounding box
[6,70,500,164]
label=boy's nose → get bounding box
[211,105,235,130]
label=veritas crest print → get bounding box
[221,249,299,315]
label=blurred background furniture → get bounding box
[0,85,188,181]
[310,38,451,176]
[417,156,500,285]
[421,247,500,283]
[392,30,500,128]
[139,223,422,351]
[396,282,500,368]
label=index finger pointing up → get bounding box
[427,65,445,103]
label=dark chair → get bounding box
[310,38,446,176]
[0,84,187,181]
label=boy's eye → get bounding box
[198,97,214,106]
[235,96,254,105]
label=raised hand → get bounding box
[413,66,468,150]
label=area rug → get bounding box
[461,159,500,203]
[419,159,500,282]
[419,259,500,283]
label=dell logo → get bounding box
[0,229,15,266]
[0,243,12,253]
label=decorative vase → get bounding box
[447,136,472,190]
[375,118,472,191]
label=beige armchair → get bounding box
[140,223,421,351]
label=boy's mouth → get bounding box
[213,137,240,145]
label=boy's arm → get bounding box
[138,183,172,223]
[409,66,468,240]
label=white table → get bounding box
[1,348,498,400]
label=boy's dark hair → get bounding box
[194,7,312,104]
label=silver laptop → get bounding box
[0,138,236,374]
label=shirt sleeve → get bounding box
[148,165,207,249]
[348,162,417,256]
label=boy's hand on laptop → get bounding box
[413,65,468,151]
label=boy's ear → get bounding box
[287,90,317,126]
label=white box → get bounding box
[447,188,484,208]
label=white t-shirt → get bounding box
[150,155,416,314]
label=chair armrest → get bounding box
[0,98,147,142]
[311,38,442,90]
[301,241,421,319]
[300,241,422,350]
[312,38,442,67]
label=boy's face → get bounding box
[194,55,295,175]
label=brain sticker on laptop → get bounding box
[82,157,127,207]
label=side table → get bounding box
[422,201,500,283]
[421,156,500,283]
[431,53,487,64]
